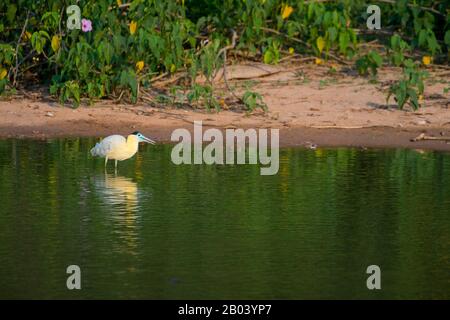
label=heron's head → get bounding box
[132,131,156,144]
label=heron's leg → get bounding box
[115,160,118,169]
[105,156,108,167]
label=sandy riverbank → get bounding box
[1,63,449,150]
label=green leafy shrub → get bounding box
[242,90,267,112]
[356,50,383,76]
[0,0,448,112]
[389,34,410,66]
[387,59,427,110]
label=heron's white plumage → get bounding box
[90,135,127,157]
[91,132,155,169]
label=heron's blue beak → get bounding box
[140,135,156,144]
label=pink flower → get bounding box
[81,19,92,32]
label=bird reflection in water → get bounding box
[96,174,141,211]
[94,174,146,256]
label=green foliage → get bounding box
[263,40,281,64]
[389,34,410,67]
[0,0,448,112]
[0,44,14,90]
[50,79,81,107]
[191,39,223,83]
[356,51,383,76]
[0,78,8,92]
[31,31,50,54]
[242,90,267,112]
[0,44,15,66]
[187,83,220,111]
[445,30,450,47]
[307,4,357,58]
[387,59,428,110]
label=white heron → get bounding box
[90,131,156,169]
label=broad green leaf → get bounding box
[51,35,60,52]
[316,36,325,53]
[263,50,273,64]
[339,32,349,54]
[445,30,450,46]
[369,51,382,66]
[418,29,427,47]
[328,27,337,42]
[6,5,17,23]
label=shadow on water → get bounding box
[0,138,449,299]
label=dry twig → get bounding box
[12,11,30,87]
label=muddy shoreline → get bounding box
[1,121,450,151]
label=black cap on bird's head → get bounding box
[130,131,156,144]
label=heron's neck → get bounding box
[126,135,139,155]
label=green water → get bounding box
[0,139,449,299]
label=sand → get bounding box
[0,63,449,150]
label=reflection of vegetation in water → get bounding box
[0,139,449,299]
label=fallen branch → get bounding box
[311,125,367,129]
[108,2,131,10]
[430,64,450,71]
[304,0,445,17]
[354,28,413,41]
[149,72,169,83]
[377,0,445,17]
[411,133,450,142]
[258,27,309,47]
[216,30,243,103]
[152,72,186,87]
[279,55,316,63]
